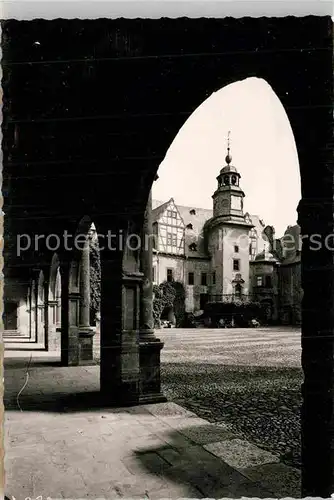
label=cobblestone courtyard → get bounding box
[4,326,302,497]
[159,326,302,468]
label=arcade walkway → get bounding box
[4,350,301,498]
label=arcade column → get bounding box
[139,186,166,404]
[78,234,95,365]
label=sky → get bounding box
[152,77,301,238]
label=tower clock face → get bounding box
[231,195,242,211]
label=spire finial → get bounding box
[225,130,232,164]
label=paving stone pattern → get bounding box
[4,329,302,498]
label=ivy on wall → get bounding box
[153,280,186,328]
[89,236,101,325]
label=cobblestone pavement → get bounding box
[158,327,302,469]
[4,327,302,498]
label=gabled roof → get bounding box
[152,199,265,260]
[177,204,213,258]
[152,199,212,258]
[152,198,185,227]
[280,224,301,264]
[152,199,171,222]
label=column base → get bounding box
[139,340,165,401]
[139,328,157,342]
[78,327,96,365]
[100,381,141,407]
[139,392,167,405]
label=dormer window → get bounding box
[186,223,193,230]
[190,209,196,215]
[189,243,197,251]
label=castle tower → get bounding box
[205,132,254,297]
[212,131,245,219]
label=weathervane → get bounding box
[225,130,232,164]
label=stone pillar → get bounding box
[298,198,334,497]
[99,252,141,405]
[47,299,59,351]
[29,283,34,340]
[140,189,156,339]
[79,236,91,328]
[43,281,49,351]
[36,304,45,344]
[33,278,43,343]
[60,261,80,366]
[78,236,95,365]
[139,187,166,404]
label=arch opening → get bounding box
[149,76,303,470]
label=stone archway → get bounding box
[2,17,333,496]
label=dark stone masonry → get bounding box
[2,16,333,496]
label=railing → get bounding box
[208,294,257,303]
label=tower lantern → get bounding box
[212,131,245,218]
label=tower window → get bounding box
[223,175,229,185]
[234,245,239,253]
[201,272,207,286]
[186,223,193,230]
[256,276,263,287]
[188,272,194,285]
[231,175,237,185]
[233,259,240,271]
[212,271,216,285]
[167,268,173,282]
[190,209,196,215]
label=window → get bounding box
[186,223,193,230]
[167,268,173,282]
[189,242,197,251]
[167,210,177,219]
[233,259,240,271]
[256,276,263,287]
[201,272,207,286]
[265,275,272,287]
[190,209,196,215]
[235,284,242,297]
[167,232,177,246]
[212,271,216,285]
[234,245,239,253]
[188,272,194,285]
[249,243,252,255]
[152,266,156,282]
